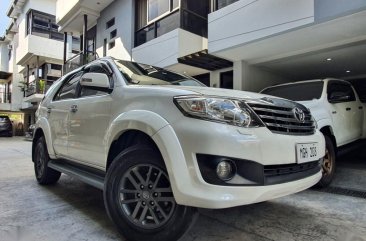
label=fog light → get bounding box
[216,160,235,181]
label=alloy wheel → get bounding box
[35,143,46,179]
[118,164,176,229]
[322,149,332,176]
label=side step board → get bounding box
[48,160,105,190]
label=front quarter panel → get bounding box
[105,110,170,166]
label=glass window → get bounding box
[327,81,356,103]
[54,72,82,101]
[148,0,170,22]
[26,10,63,41]
[106,18,115,29]
[156,11,179,37]
[114,60,204,86]
[261,81,324,101]
[217,0,239,10]
[220,71,233,89]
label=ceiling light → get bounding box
[326,58,332,61]
[346,70,351,73]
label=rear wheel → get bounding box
[316,135,336,188]
[104,145,198,241]
[34,137,61,185]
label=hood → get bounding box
[158,85,267,100]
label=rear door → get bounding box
[67,62,113,168]
[48,71,82,157]
[327,81,362,145]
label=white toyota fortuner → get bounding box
[32,57,325,241]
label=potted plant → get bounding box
[38,79,46,94]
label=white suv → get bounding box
[33,57,325,241]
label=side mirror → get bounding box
[80,73,110,89]
[328,92,350,103]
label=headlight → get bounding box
[174,96,263,127]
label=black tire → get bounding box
[104,145,198,241]
[316,135,336,188]
[34,136,61,185]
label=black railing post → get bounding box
[83,14,88,65]
[63,32,67,75]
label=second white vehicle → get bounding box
[262,78,366,187]
[32,57,325,241]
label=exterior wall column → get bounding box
[233,60,247,91]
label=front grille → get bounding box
[264,161,320,177]
[248,102,315,135]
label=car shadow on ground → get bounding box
[43,176,324,241]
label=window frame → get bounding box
[147,0,180,24]
[25,9,63,41]
[52,71,83,102]
[327,81,356,103]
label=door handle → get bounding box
[70,105,78,113]
[359,106,363,110]
[47,108,52,114]
[346,107,351,111]
[332,111,337,114]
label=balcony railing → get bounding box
[63,51,99,75]
[25,81,53,97]
[135,8,208,47]
[0,92,11,104]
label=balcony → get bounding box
[23,81,53,103]
[16,34,64,66]
[63,51,98,75]
[56,0,113,32]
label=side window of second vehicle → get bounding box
[327,82,356,102]
[54,72,83,101]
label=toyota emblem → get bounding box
[293,107,305,123]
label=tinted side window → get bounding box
[54,72,82,101]
[80,64,110,98]
[327,82,356,103]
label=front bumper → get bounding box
[152,117,325,209]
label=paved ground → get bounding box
[0,137,366,241]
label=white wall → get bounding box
[95,0,134,61]
[56,0,79,23]
[208,0,315,54]
[132,29,207,67]
[234,61,289,92]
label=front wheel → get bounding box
[316,135,336,188]
[34,137,61,185]
[104,145,198,241]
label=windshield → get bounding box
[114,60,205,87]
[261,81,324,101]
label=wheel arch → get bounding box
[320,125,337,151]
[105,110,171,170]
[32,118,56,161]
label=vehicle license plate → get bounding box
[296,143,318,164]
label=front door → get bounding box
[67,62,113,168]
[48,71,82,157]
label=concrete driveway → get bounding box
[0,137,365,241]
